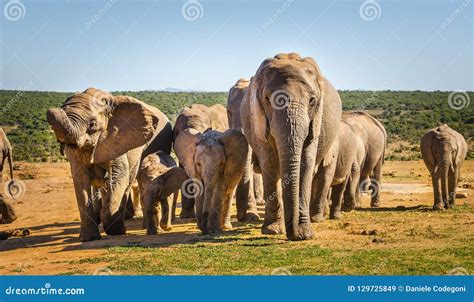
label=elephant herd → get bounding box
[0,52,469,243]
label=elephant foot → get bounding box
[245,211,260,222]
[146,228,158,235]
[329,211,342,220]
[79,229,102,242]
[222,222,233,230]
[104,220,126,236]
[261,221,285,235]
[342,203,355,212]
[433,203,445,211]
[160,223,172,232]
[310,214,325,223]
[286,223,314,241]
[180,209,196,219]
[370,201,380,208]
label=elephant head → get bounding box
[47,88,160,164]
[175,128,248,234]
[46,88,165,241]
[244,53,342,240]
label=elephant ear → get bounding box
[92,96,159,164]
[219,129,249,182]
[174,130,200,178]
[160,167,187,199]
[421,130,437,174]
[248,80,269,144]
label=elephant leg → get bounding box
[195,194,204,231]
[179,162,195,219]
[342,163,361,212]
[447,168,457,209]
[259,153,285,235]
[329,181,346,220]
[253,172,265,205]
[70,162,101,242]
[144,192,160,235]
[370,157,383,207]
[0,197,17,224]
[431,174,443,210]
[159,196,173,231]
[91,186,102,225]
[221,192,233,230]
[235,149,259,221]
[310,165,332,223]
[171,192,178,222]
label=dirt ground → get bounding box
[0,161,473,275]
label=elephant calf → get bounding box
[310,122,365,222]
[137,151,187,235]
[175,129,248,234]
[421,124,467,210]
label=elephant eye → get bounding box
[87,119,98,133]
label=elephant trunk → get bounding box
[273,106,309,240]
[46,108,78,145]
[440,164,450,208]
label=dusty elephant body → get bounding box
[342,111,386,208]
[421,125,467,210]
[173,104,228,219]
[137,151,187,235]
[227,78,261,221]
[175,129,248,234]
[0,128,18,224]
[47,88,172,242]
[310,122,365,222]
[241,53,342,240]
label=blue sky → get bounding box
[0,0,472,92]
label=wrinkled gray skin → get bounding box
[137,151,187,235]
[310,122,365,222]
[421,124,467,210]
[175,129,248,234]
[227,78,262,221]
[173,104,228,219]
[241,53,342,240]
[342,111,386,208]
[0,128,17,224]
[47,88,171,242]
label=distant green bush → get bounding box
[0,90,472,161]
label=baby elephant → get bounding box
[175,129,248,234]
[421,124,467,210]
[137,151,187,235]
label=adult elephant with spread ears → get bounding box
[46,88,172,242]
[241,53,342,240]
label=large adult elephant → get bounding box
[421,124,467,210]
[47,88,172,241]
[342,111,386,208]
[173,104,228,218]
[227,78,261,221]
[0,128,18,224]
[241,53,342,240]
